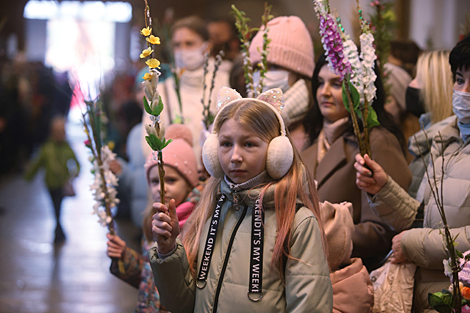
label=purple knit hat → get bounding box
[249,16,314,77]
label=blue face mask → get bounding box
[453,89,470,141]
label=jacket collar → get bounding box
[408,115,457,157]
[314,134,353,188]
[431,117,470,154]
[219,174,276,209]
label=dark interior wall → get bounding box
[0,0,413,61]
[0,0,28,53]
[0,0,291,58]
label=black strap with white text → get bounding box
[196,194,226,288]
[196,192,265,303]
[248,197,264,301]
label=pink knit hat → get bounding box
[164,123,193,148]
[249,16,314,77]
[145,124,199,187]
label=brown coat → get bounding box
[302,126,412,270]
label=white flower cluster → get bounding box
[90,145,120,227]
[313,0,329,16]
[342,33,377,107]
[359,32,377,104]
[343,32,377,106]
[343,37,364,98]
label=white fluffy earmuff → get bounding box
[202,87,294,180]
[202,133,225,178]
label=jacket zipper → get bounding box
[212,203,248,313]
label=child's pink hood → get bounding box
[176,202,195,230]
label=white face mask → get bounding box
[174,43,208,71]
[453,89,470,124]
[253,70,290,93]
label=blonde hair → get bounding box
[181,100,328,279]
[415,50,453,123]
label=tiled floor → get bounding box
[0,107,142,313]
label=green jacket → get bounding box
[149,179,332,313]
[25,139,80,189]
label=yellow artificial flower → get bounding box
[143,72,154,81]
[146,35,161,45]
[140,26,152,37]
[146,58,161,69]
[107,141,115,151]
[140,47,153,59]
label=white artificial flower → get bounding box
[313,0,329,16]
[443,259,452,277]
[359,32,377,104]
[343,37,365,103]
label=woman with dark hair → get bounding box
[301,53,411,271]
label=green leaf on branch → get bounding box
[143,96,164,116]
[143,96,152,115]
[145,134,172,151]
[161,138,172,150]
[342,81,360,114]
[153,96,164,116]
[366,106,380,130]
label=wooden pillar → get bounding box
[395,0,410,39]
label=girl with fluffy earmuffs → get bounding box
[149,87,333,312]
[106,124,202,312]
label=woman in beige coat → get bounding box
[301,54,412,271]
[355,36,470,312]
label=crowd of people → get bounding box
[6,10,470,313]
[113,14,470,312]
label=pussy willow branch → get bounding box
[232,5,255,97]
[143,1,166,205]
[149,116,166,205]
[82,111,115,235]
[201,52,209,118]
[205,51,224,126]
[414,131,461,312]
[256,2,273,96]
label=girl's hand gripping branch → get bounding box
[354,154,388,196]
[152,199,180,255]
[106,233,127,259]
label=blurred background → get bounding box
[0,0,469,312]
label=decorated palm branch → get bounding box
[313,0,380,157]
[82,98,119,235]
[140,0,171,204]
[231,3,273,97]
[201,50,224,130]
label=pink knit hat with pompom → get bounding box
[145,124,199,187]
[249,16,314,77]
